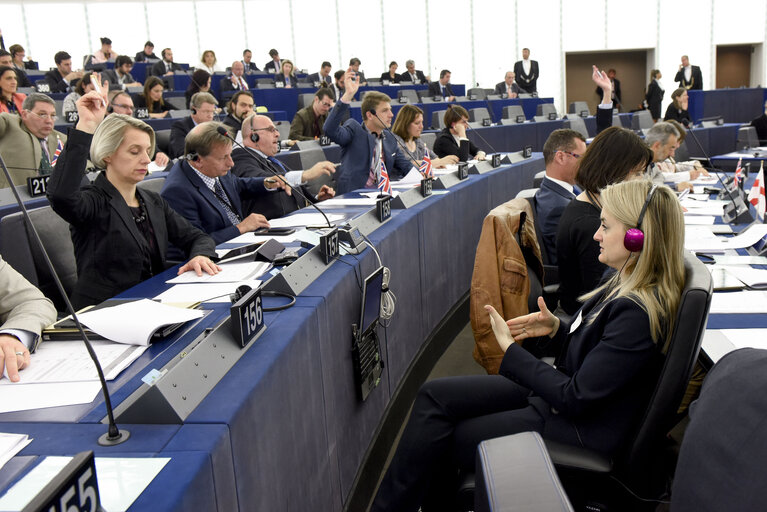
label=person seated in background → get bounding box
[391,104,458,168]
[241,49,260,73]
[222,90,254,136]
[199,50,220,74]
[289,88,334,141]
[169,92,217,159]
[427,69,456,102]
[0,256,57,383]
[556,126,652,316]
[106,90,170,169]
[62,71,96,117]
[91,37,116,65]
[43,51,83,93]
[330,69,345,101]
[47,89,219,309]
[595,68,621,110]
[380,61,400,84]
[274,60,297,88]
[494,71,520,99]
[664,88,691,126]
[432,105,486,162]
[232,114,335,219]
[323,69,412,194]
[401,60,428,84]
[645,69,664,122]
[184,69,211,108]
[307,61,332,87]
[0,65,24,114]
[348,57,367,86]
[646,121,708,192]
[0,93,66,188]
[134,41,158,63]
[221,61,249,94]
[0,50,31,88]
[102,55,141,91]
[8,44,29,73]
[150,48,181,77]
[750,100,767,144]
[135,76,175,119]
[371,179,686,512]
[264,49,281,74]
[160,121,289,247]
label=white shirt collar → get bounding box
[545,173,574,194]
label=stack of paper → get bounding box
[710,291,767,314]
[0,433,32,471]
[169,260,272,284]
[685,224,767,252]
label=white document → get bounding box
[0,433,32,472]
[168,260,271,284]
[266,213,344,228]
[391,167,424,187]
[684,224,767,252]
[717,266,767,288]
[154,281,262,303]
[709,329,767,351]
[77,299,204,346]
[0,381,102,414]
[224,230,300,245]
[682,203,725,216]
[712,255,767,265]
[690,174,720,185]
[684,215,715,225]
[318,197,378,207]
[1,340,146,384]
[710,291,767,314]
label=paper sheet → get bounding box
[318,197,378,207]
[712,255,767,265]
[224,231,300,245]
[77,299,204,346]
[684,224,767,252]
[391,167,425,186]
[154,281,262,303]
[684,216,715,225]
[717,266,767,288]
[266,213,344,228]
[168,260,272,284]
[0,433,32,472]
[710,290,767,314]
[708,329,767,351]
[681,203,725,216]
[360,190,400,198]
[0,381,102,414]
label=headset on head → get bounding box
[249,114,259,143]
[623,184,658,252]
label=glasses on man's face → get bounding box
[254,126,278,134]
[26,110,57,121]
[562,151,581,159]
[112,103,134,111]
[320,101,334,108]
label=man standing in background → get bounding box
[513,48,539,93]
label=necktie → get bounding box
[213,179,241,226]
[572,185,582,196]
[441,85,446,97]
[366,139,382,188]
[266,156,287,174]
[240,77,248,90]
[39,139,52,175]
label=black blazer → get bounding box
[379,72,401,84]
[242,61,260,73]
[400,69,428,84]
[135,51,158,63]
[47,129,216,309]
[264,60,280,74]
[43,69,70,93]
[674,65,703,90]
[230,147,307,219]
[645,80,664,120]
[220,75,249,94]
[274,73,298,88]
[750,113,767,143]
[14,68,32,88]
[663,104,691,125]
[432,128,479,161]
[494,81,521,96]
[169,116,195,159]
[307,72,332,86]
[513,60,539,93]
[534,177,575,264]
[427,81,454,98]
[150,60,182,77]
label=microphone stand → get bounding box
[215,126,334,228]
[0,151,129,446]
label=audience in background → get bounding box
[675,55,703,90]
[307,61,332,87]
[645,69,664,122]
[494,71,520,99]
[401,60,428,84]
[289,88,333,141]
[241,49,260,73]
[91,37,116,64]
[199,50,219,74]
[151,48,181,77]
[43,51,83,93]
[0,49,31,88]
[646,121,708,191]
[169,92,218,159]
[330,69,345,100]
[264,49,281,74]
[514,47,539,93]
[134,41,158,63]
[391,104,458,168]
[222,90,254,136]
[433,105,486,161]
[664,88,691,125]
[595,68,621,110]
[8,44,28,72]
[185,69,211,108]
[62,71,95,117]
[0,65,24,114]
[380,61,400,84]
[428,69,456,102]
[348,57,367,86]
[221,61,249,93]
[135,76,175,119]
[274,60,297,88]
[102,55,140,91]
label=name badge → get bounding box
[569,310,583,334]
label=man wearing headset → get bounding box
[169,92,218,159]
[160,121,289,253]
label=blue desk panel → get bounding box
[688,88,764,123]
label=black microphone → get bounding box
[215,126,334,228]
[367,109,423,168]
[0,151,129,447]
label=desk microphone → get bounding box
[215,126,334,228]
[0,151,129,446]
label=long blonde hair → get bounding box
[582,180,685,349]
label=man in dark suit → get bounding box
[307,61,332,87]
[169,92,218,159]
[750,100,767,143]
[220,61,249,94]
[348,57,367,86]
[401,60,428,84]
[674,55,703,90]
[134,41,158,62]
[534,129,586,264]
[513,48,539,93]
[595,68,622,109]
[241,49,260,73]
[494,71,520,98]
[221,91,254,138]
[150,48,182,77]
[43,51,83,93]
[161,121,288,247]
[102,55,141,91]
[330,69,345,101]
[264,49,281,74]
[323,71,412,194]
[232,114,335,219]
[427,70,456,101]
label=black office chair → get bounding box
[154,129,171,155]
[536,103,558,118]
[467,88,488,100]
[431,110,447,130]
[461,251,713,510]
[568,101,591,116]
[502,105,526,121]
[564,115,590,139]
[736,126,759,150]
[631,110,654,134]
[397,89,419,104]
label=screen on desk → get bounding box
[360,267,384,338]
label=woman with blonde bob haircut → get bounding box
[48,88,220,309]
[391,104,458,168]
[371,179,686,512]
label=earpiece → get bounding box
[191,107,197,115]
[249,115,259,143]
[623,184,658,252]
[185,152,199,162]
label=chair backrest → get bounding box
[297,93,315,110]
[467,88,487,100]
[515,188,537,199]
[631,110,654,131]
[397,89,419,104]
[564,115,589,139]
[154,129,171,155]
[416,89,433,100]
[612,114,622,127]
[137,176,166,195]
[736,126,759,150]
[431,110,447,130]
[420,132,437,152]
[256,78,274,84]
[675,139,690,162]
[256,82,275,89]
[295,139,321,151]
[533,170,545,188]
[168,109,191,119]
[469,107,492,124]
[536,103,557,117]
[165,96,187,110]
[568,101,590,116]
[274,120,290,139]
[298,146,335,196]
[0,207,77,312]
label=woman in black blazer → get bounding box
[379,61,401,84]
[274,59,298,88]
[372,180,686,511]
[48,88,220,309]
[664,88,691,126]
[134,76,175,119]
[645,69,664,122]
[432,105,486,162]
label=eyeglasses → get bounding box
[562,151,581,159]
[320,101,334,108]
[254,126,278,133]
[112,103,134,111]
[25,110,57,121]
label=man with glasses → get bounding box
[0,93,66,188]
[289,89,334,141]
[169,92,218,158]
[233,114,335,219]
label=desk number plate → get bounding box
[516,114,526,123]
[457,163,469,180]
[523,145,533,158]
[27,175,50,197]
[319,135,331,146]
[420,177,433,197]
[376,195,392,222]
[320,227,339,264]
[24,451,101,512]
[231,287,264,348]
[492,153,501,167]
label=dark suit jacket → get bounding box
[222,113,242,138]
[432,128,480,161]
[160,160,269,245]
[43,69,70,93]
[427,81,454,98]
[264,60,280,74]
[231,147,307,219]
[750,113,767,143]
[400,69,428,84]
[242,61,260,73]
[534,177,575,264]
[47,129,216,309]
[274,73,298,88]
[674,65,703,90]
[663,104,691,125]
[135,51,158,63]
[513,60,539,93]
[379,72,401,84]
[102,69,137,90]
[151,60,182,77]
[645,80,664,120]
[220,75,249,94]
[307,72,332,86]
[595,77,621,105]
[323,101,412,194]
[169,116,196,159]
[14,68,31,88]
[494,81,521,96]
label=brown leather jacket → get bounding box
[470,198,543,374]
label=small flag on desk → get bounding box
[377,158,392,195]
[734,157,743,184]
[748,161,765,221]
[419,152,433,178]
[50,136,63,168]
